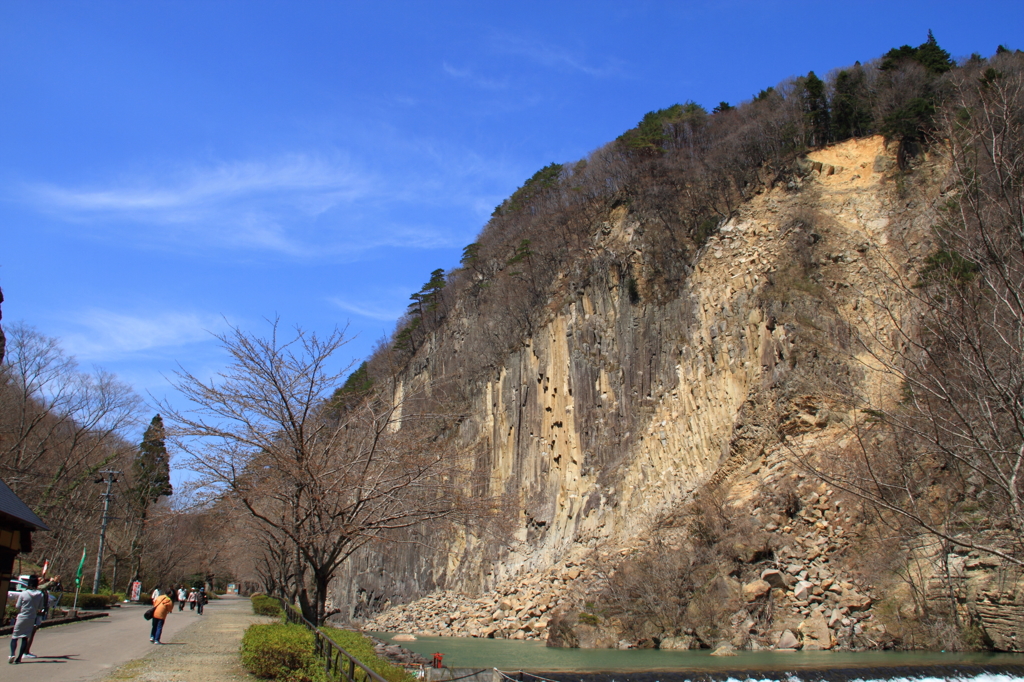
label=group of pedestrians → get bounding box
[147,585,207,644]
[8,574,60,665]
[176,586,205,614]
[8,574,211,657]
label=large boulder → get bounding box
[660,636,698,650]
[711,576,743,603]
[793,580,815,601]
[776,629,801,650]
[575,623,618,649]
[798,613,834,650]
[839,590,872,611]
[743,579,772,602]
[545,615,578,648]
[761,569,790,590]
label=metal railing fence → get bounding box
[278,598,389,682]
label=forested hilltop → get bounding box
[355,32,988,380]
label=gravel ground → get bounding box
[102,595,275,682]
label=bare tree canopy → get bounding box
[0,323,144,568]
[163,320,484,624]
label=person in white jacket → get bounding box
[8,575,43,664]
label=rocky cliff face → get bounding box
[335,136,1023,651]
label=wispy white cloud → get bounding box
[493,36,625,78]
[59,309,229,360]
[442,61,509,90]
[17,146,500,259]
[328,296,406,322]
[32,155,369,215]
[18,154,393,257]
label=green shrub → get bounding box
[75,593,116,609]
[251,593,284,617]
[321,628,414,682]
[241,622,325,681]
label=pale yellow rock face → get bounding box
[420,135,907,583]
[356,136,908,586]
[348,136,1024,652]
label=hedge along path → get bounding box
[103,595,277,682]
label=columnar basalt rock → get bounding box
[336,137,1024,651]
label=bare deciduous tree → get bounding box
[163,320,484,625]
[0,323,144,570]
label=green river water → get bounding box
[374,633,1024,675]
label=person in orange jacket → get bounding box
[150,588,173,644]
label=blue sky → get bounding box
[2,1,1021,455]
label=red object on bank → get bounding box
[432,653,444,668]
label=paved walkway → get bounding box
[3,601,192,682]
[101,594,274,681]
[3,594,272,682]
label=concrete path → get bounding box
[100,594,274,682]
[3,595,262,682]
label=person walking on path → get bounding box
[20,574,61,660]
[196,587,206,615]
[188,588,197,611]
[8,575,43,664]
[177,586,187,611]
[150,588,173,644]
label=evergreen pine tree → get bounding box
[460,243,480,269]
[915,30,954,74]
[832,65,873,140]
[880,31,953,74]
[133,414,172,507]
[421,269,446,313]
[799,71,831,148]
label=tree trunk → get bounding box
[298,586,315,624]
[313,569,331,627]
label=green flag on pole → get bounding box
[75,545,87,587]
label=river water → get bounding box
[374,633,1024,680]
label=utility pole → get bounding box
[93,470,120,594]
